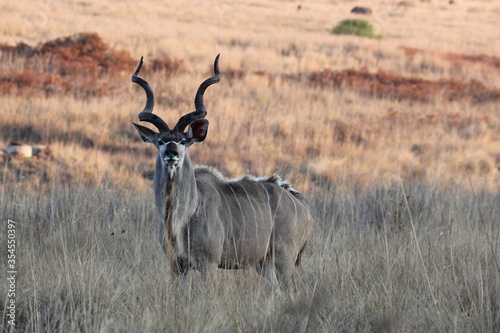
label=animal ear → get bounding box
[186,119,209,144]
[133,123,158,144]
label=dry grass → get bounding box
[0,0,499,331]
[1,174,499,332]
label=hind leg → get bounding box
[274,252,300,293]
[276,263,295,291]
[256,256,279,291]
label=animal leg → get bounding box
[200,261,218,292]
[275,255,298,293]
[170,257,189,286]
[256,257,279,292]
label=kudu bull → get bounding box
[132,55,313,289]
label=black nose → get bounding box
[165,150,178,159]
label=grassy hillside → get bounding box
[0,0,499,331]
[0,31,498,191]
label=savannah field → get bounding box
[1,0,499,332]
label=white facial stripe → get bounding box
[158,140,182,146]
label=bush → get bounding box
[332,19,382,39]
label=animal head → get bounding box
[132,55,220,179]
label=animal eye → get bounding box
[179,140,187,145]
[157,139,165,145]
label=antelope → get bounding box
[132,55,313,289]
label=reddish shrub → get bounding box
[446,52,500,71]
[304,69,500,103]
[0,70,68,96]
[0,33,184,98]
[151,57,185,74]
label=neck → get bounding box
[154,152,198,240]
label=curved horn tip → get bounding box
[214,54,220,75]
[133,56,145,79]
